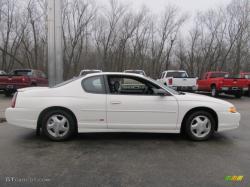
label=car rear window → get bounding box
[210,73,227,78]
[82,76,105,94]
[11,70,32,76]
[166,72,187,78]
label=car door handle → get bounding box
[111,101,121,104]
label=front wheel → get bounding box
[185,111,215,141]
[42,109,77,141]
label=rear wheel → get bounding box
[4,90,12,97]
[185,111,215,141]
[41,109,76,141]
[211,85,218,97]
[235,91,242,98]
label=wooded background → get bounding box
[0,0,250,79]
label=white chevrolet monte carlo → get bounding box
[5,72,240,141]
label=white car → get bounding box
[5,72,240,141]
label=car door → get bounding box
[78,75,107,129]
[106,75,178,131]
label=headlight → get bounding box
[228,107,237,113]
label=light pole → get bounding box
[48,0,63,86]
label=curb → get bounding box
[0,118,6,123]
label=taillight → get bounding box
[11,92,18,108]
[22,77,29,82]
[168,78,173,85]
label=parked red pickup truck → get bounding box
[239,72,250,96]
[197,71,248,98]
[0,69,48,96]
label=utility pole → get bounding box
[48,0,63,86]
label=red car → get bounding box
[0,69,48,96]
[197,71,248,98]
[239,72,250,96]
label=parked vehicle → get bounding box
[79,69,102,76]
[124,70,146,76]
[157,70,197,92]
[6,72,240,141]
[197,72,248,98]
[239,72,250,96]
[0,70,7,91]
[0,70,6,75]
[0,69,48,96]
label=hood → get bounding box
[175,92,233,107]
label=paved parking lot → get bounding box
[0,94,249,186]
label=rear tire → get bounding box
[211,85,218,97]
[41,109,76,141]
[4,90,12,97]
[184,111,215,141]
[235,91,242,98]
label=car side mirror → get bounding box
[153,88,169,96]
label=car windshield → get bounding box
[166,72,187,78]
[210,73,227,78]
[80,70,101,76]
[146,77,179,95]
[11,70,32,76]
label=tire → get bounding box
[184,111,215,141]
[4,90,12,97]
[235,92,242,98]
[41,109,76,141]
[248,86,250,97]
[211,85,218,97]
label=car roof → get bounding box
[84,72,145,78]
[124,70,145,72]
[207,71,228,73]
[163,70,186,72]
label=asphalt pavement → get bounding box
[0,94,249,187]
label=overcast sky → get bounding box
[95,0,231,32]
[96,0,231,15]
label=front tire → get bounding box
[185,111,215,141]
[41,109,76,141]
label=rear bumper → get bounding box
[217,111,240,132]
[5,108,39,129]
[170,86,197,92]
[220,87,248,94]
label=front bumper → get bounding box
[217,111,240,132]
[5,108,38,129]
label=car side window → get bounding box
[82,76,105,94]
[107,76,160,95]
